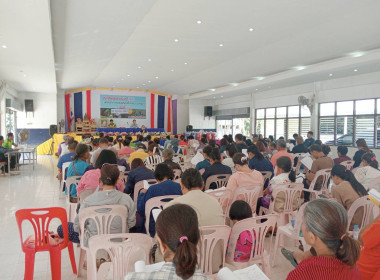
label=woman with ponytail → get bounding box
[353,138,370,168]
[286,199,361,280]
[66,143,90,197]
[126,204,208,280]
[331,164,367,230]
[354,152,380,191]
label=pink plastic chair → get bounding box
[347,196,377,231]
[303,168,331,200]
[77,205,128,278]
[259,183,303,227]
[207,189,232,216]
[226,214,278,278]
[134,179,157,205]
[65,176,81,222]
[88,233,154,280]
[15,207,77,280]
[260,171,273,195]
[272,203,310,267]
[340,160,355,170]
[204,174,231,191]
[292,153,308,175]
[227,185,262,215]
[173,169,182,182]
[199,225,231,275]
[144,195,180,234]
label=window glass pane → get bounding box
[233,118,250,138]
[320,117,335,144]
[256,120,265,136]
[276,119,286,139]
[376,117,380,148]
[336,117,353,146]
[287,118,299,140]
[301,118,311,139]
[356,99,374,115]
[301,106,311,117]
[337,101,353,116]
[276,107,286,118]
[320,103,335,116]
[288,106,299,117]
[265,119,275,138]
[377,99,380,115]
[217,120,232,139]
[266,108,275,118]
[355,116,375,147]
[256,109,265,119]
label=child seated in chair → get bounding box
[228,200,254,262]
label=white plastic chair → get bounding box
[272,203,310,267]
[88,233,153,280]
[340,160,355,170]
[226,214,278,278]
[259,183,303,227]
[303,168,331,200]
[77,205,128,278]
[118,165,126,172]
[60,161,71,191]
[65,176,81,222]
[292,153,308,175]
[260,171,273,196]
[227,185,262,215]
[144,195,180,235]
[133,179,157,205]
[204,174,231,191]
[173,169,182,182]
[347,195,377,231]
[199,225,231,275]
[207,189,232,216]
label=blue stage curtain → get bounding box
[157,95,165,129]
[74,92,83,121]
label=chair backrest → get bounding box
[66,176,82,200]
[226,214,278,265]
[144,195,180,234]
[62,161,71,181]
[88,233,153,280]
[199,225,231,275]
[173,169,182,181]
[118,165,126,172]
[78,205,128,247]
[172,154,184,163]
[229,185,261,214]
[79,188,96,202]
[268,183,303,214]
[207,189,232,215]
[347,196,376,230]
[204,174,231,191]
[133,179,157,203]
[120,171,129,185]
[309,168,331,192]
[290,202,308,237]
[15,207,69,252]
[292,153,307,175]
[144,163,156,171]
[340,160,355,170]
[199,168,205,175]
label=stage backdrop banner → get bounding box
[100,95,146,119]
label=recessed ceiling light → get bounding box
[209,89,216,92]
[349,51,365,58]
[197,20,202,24]
[136,86,140,88]
[121,78,125,81]
[184,62,188,65]
[249,28,254,32]
[221,96,223,98]
[23,74,27,77]
[255,88,258,91]
[219,43,224,47]
[329,73,333,77]
[293,66,307,71]
[155,76,159,79]
[354,69,358,72]
[170,69,174,72]
[148,58,152,62]
[1,45,7,49]
[148,81,151,83]
[229,83,239,87]
[143,83,146,86]
[254,76,265,81]
[174,39,179,43]
[138,66,142,69]
[127,74,131,77]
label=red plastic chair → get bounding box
[15,207,77,280]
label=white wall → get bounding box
[189,99,216,129]
[17,92,57,128]
[57,90,65,123]
[0,84,19,135]
[174,95,189,133]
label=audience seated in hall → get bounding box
[333,146,352,165]
[125,136,136,148]
[144,144,163,165]
[57,140,78,180]
[270,139,294,172]
[57,135,73,158]
[128,143,149,163]
[284,199,361,280]
[195,145,212,170]
[90,137,109,165]
[66,144,90,197]
[126,204,208,280]
[124,158,155,198]
[202,147,232,188]
[161,148,182,172]
[118,139,135,157]
[57,164,136,246]
[112,136,124,151]
[353,139,370,168]
[304,144,334,201]
[137,163,182,236]
[291,136,309,154]
[247,145,274,174]
[222,143,238,169]
[234,133,247,153]
[321,144,331,157]
[269,142,277,154]
[303,131,315,148]
[219,138,228,154]
[77,149,125,196]
[329,164,367,230]
[196,137,208,152]
[354,152,380,191]
[178,135,187,146]
[289,133,298,146]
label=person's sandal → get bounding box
[281,248,298,268]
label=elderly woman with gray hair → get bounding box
[162,148,182,172]
[283,199,362,280]
[57,135,74,157]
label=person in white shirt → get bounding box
[90,138,109,165]
[130,119,139,128]
[354,152,380,191]
[222,143,238,169]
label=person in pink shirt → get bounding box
[118,139,135,156]
[77,149,124,196]
[270,139,294,173]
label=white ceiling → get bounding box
[1,0,380,98]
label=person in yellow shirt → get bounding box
[108,119,117,127]
[128,144,149,163]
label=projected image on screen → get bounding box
[100,95,146,119]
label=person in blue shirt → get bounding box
[195,146,212,170]
[304,131,315,148]
[137,163,182,236]
[66,144,90,197]
[247,145,274,190]
[57,140,78,180]
[202,147,232,189]
[124,158,155,198]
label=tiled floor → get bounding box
[0,155,296,280]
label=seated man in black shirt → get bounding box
[234,133,247,153]
[202,147,232,189]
